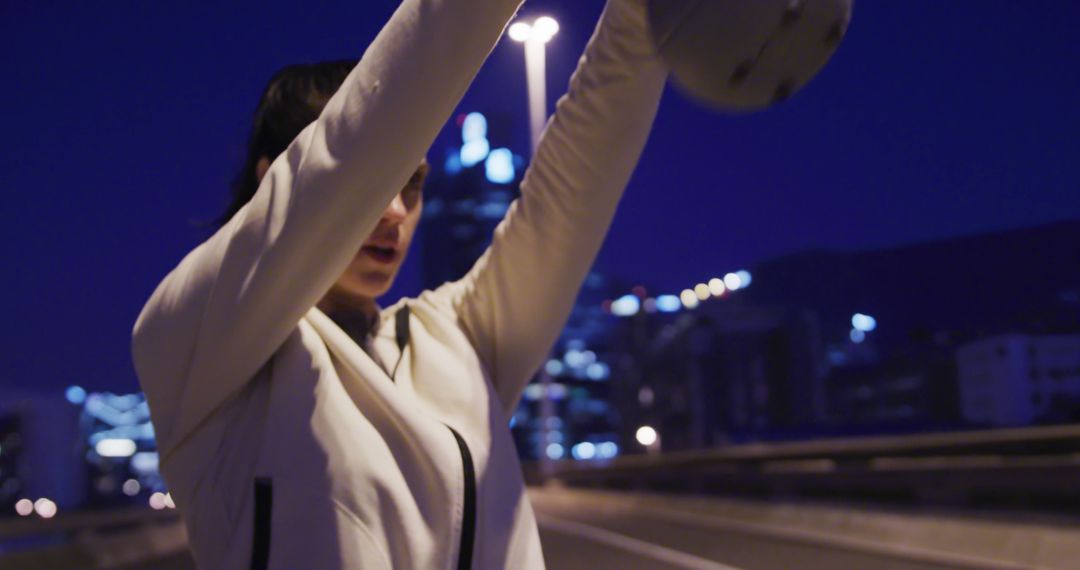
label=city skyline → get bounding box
[2,0,1078,394]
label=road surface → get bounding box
[529,488,976,570]
[21,487,1051,569]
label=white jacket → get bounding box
[131,0,666,567]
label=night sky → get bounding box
[3,1,1078,395]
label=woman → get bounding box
[132,0,667,567]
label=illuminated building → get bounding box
[78,390,164,506]
[423,112,623,461]
[420,111,524,288]
[0,387,168,514]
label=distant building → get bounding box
[957,334,1080,426]
[0,387,170,517]
[78,391,164,507]
[0,412,24,513]
[823,351,960,431]
[512,336,621,463]
[420,112,629,463]
[742,220,1080,359]
[0,390,85,513]
[609,299,823,451]
[420,111,523,289]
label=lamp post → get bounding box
[508,16,560,475]
[507,16,559,153]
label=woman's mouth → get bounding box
[361,245,397,264]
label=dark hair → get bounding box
[216,60,356,227]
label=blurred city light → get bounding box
[586,362,610,381]
[545,442,565,460]
[850,329,866,343]
[524,384,544,401]
[149,492,167,510]
[484,148,515,184]
[635,425,658,446]
[724,272,743,291]
[459,138,490,167]
[680,289,700,309]
[33,498,57,519]
[655,294,681,313]
[545,359,564,376]
[596,441,619,459]
[459,112,490,167]
[708,278,726,297]
[83,393,154,439]
[131,452,159,475]
[96,438,137,458]
[122,478,141,496]
[443,151,462,174]
[15,499,33,517]
[164,492,176,509]
[547,383,568,400]
[65,385,87,405]
[611,294,641,317]
[571,441,596,460]
[852,313,878,332]
[461,112,487,142]
[694,283,711,301]
[638,386,655,406]
[736,270,753,287]
[564,349,585,368]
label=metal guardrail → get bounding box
[537,424,1080,513]
[0,508,184,570]
[0,506,176,541]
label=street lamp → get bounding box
[507,16,559,153]
[508,15,561,476]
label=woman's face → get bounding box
[255,158,427,307]
[332,162,427,300]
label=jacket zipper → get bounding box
[393,307,477,570]
[251,477,273,570]
[446,426,477,570]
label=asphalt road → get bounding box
[27,487,1036,570]
[530,490,968,570]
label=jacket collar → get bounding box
[304,307,394,385]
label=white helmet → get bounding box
[649,0,854,111]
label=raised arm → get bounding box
[432,0,668,412]
[132,0,522,456]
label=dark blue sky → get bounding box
[3,1,1078,394]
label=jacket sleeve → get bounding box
[431,0,669,413]
[131,0,522,457]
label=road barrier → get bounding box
[534,424,1080,513]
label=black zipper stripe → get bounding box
[394,306,477,570]
[446,426,476,570]
[251,477,273,570]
